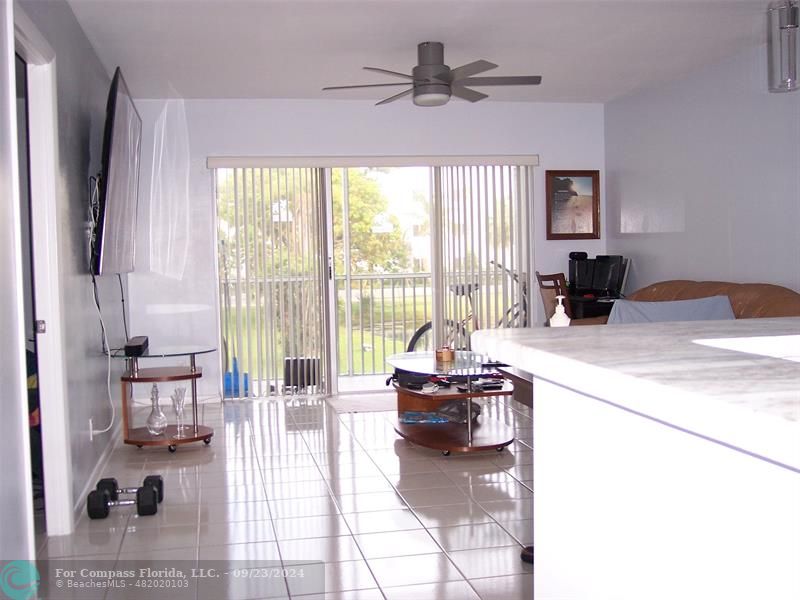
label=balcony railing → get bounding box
[336,272,432,376]
[336,267,526,377]
[220,268,526,393]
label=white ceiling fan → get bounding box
[323,41,542,106]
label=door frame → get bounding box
[1,0,35,561]
[320,168,337,395]
[15,6,74,535]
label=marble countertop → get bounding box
[472,318,800,470]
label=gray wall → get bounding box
[605,44,800,293]
[18,0,126,506]
[0,0,35,561]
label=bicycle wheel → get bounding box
[407,322,433,352]
[406,320,469,352]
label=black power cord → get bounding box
[117,273,130,340]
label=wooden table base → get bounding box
[124,425,214,452]
[392,381,515,454]
[393,416,515,455]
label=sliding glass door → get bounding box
[213,157,535,397]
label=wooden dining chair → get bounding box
[535,271,574,322]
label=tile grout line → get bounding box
[296,396,391,600]
[245,399,295,600]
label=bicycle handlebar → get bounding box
[490,260,526,290]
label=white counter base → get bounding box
[534,378,800,600]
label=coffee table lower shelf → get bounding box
[124,425,214,452]
[393,416,515,455]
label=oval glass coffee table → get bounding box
[386,351,515,455]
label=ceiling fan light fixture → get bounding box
[413,82,450,106]
[413,91,450,107]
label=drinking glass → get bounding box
[171,387,187,439]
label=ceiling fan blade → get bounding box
[363,66,415,80]
[450,86,489,103]
[458,75,542,86]
[448,60,498,82]
[376,88,413,105]
[323,83,413,91]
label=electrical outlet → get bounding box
[89,418,94,441]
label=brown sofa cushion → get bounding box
[626,280,800,319]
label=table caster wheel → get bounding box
[168,445,177,453]
[496,447,505,452]
[442,450,450,456]
[203,437,212,445]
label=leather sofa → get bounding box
[584,280,800,324]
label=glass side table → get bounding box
[112,346,216,452]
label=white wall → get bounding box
[605,44,800,293]
[129,99,606,393]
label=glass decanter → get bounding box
[145,383,168,436]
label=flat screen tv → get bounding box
[91,67,142,276]
[592,255,625,294]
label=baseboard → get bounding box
[71,416,122,528]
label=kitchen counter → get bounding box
[472,317,800,470]
[472,317,800,600]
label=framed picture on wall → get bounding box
[545,170,600,240]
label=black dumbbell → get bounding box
[87,485,157,519]
[96,475,164,504]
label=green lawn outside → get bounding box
[337,324,414,376]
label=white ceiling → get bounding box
[67,0,767,103]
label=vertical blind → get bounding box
[436,165,532,349]
[215,167,328,397]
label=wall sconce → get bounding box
[768,0,799,92]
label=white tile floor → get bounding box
[37,394,533,599]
